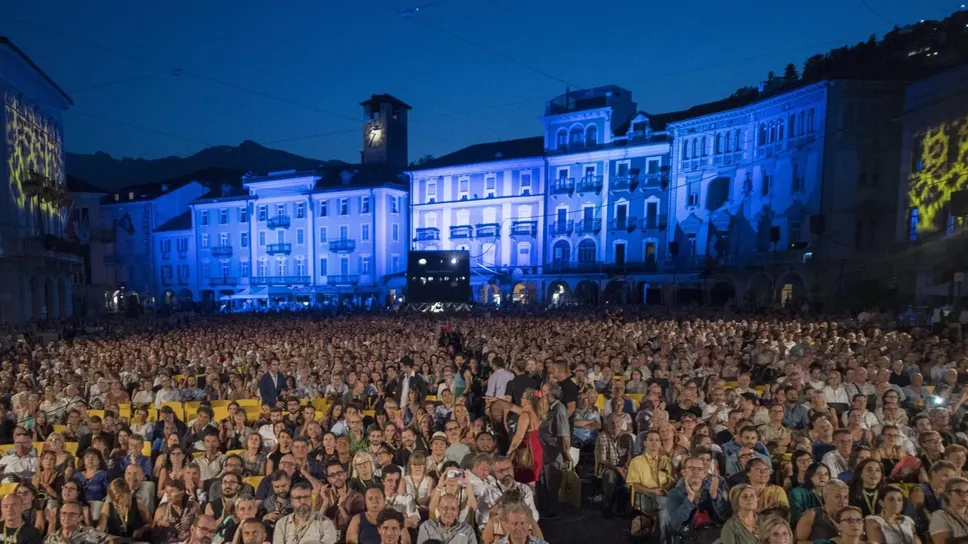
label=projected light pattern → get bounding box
[5,92,65,218]
[909,116,968,232]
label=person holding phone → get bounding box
[428,463,477,524]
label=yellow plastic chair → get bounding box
[185,404,201,421]
[52,425,67,435]
[627,394,643,405]
[32,442,46,454]
[312,398,329,412]
[426,395,437,403]
[226,449,245,457]
[161,402,185,421]
[87,410,105,421]
[243,476,263,490]
[363,410,375,418]
[173,374,186,385]
[213,406,230,422]
[724,381,739,390]
[210,400,235,409]
[192,451,205,459]
[235,399,260,408]
[141,442,151,456]
[242,406,262,421]
[0,445,14,455]
[0,483,16,498]
[63,442,79,456]
[595,394,607,413]
[117,404,132,419]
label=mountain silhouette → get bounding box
[66,140,333,191]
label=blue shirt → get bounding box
[74,470,110,502]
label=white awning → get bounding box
[230,287,268,299]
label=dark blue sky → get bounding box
[3,0,957,163]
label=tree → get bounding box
[408,154,436,168]
[767,70,777,82]
[783,63,799,82]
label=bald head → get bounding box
[1,494,24,525]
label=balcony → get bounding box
[475,223,500,239]
[211,245,233,258]
[641,214,668,231]
[551,178,575,195]
[510,220,538,237]
[575,218,602,234]
[208,276,239,286]
[329,239,356,253]
[640,173,664,189]
[327,274,360,286]
[250,275,311,285]
[415,227,440,242]
[549,221,573,236]
[266,243,292,255]
[610,217,639,232]
[449,225,473,240]
[267,215,291,229]
[547,261,604,274]
[611,175,639,192]
[576,175,604,194]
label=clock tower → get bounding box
[361,94,411,171]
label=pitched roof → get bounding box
[66,175,105,194]
[412,136,545,171]
[154,211,192,233]
[0,36,72,105]
[360,94,412,110]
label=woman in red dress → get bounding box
[503,388,545,484]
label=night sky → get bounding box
[2,1,958,163]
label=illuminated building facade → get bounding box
[0,37,80,323]
[894,64,968,303]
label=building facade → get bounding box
[0,37,81,323]
[893,64,968,304]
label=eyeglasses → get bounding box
[327,470,347,478]
[950,488,968,496]
[840,517,864,524]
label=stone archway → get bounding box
[776,271,807,308]
[603,280,627,304]
[547,281,570,305]
[574,280,599,305]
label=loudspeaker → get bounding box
[810,214,826,235]
[669,241,679,257]
[951,190,968,217]
[770,226,781,243]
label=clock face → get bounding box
[366,122,385,148]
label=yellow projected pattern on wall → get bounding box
[5,93,65,216]
[909,118,968,233]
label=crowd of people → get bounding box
[0,308,962,544]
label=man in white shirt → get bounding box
[821,429,853,478]
[0,435,35,483]
[486,357,515,399]
[476,456,539,526]
[841,394,879,430]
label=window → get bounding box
[297,228,305,245]
[241,261,250,278]
[296,259,306,277]
[483,207,497,225]
[319,257,328,275]
[219,209,228,225]
[458,178,470,200]
[275,204,285,217]
[361,196,370,214]
[687,180,700,207]
[520,173,532,196]
[177,238,188,253]
[339,225,349,239]
[390,196,400,214]
[296,203,306,219]
[909,208,919,241]
[339,198,348,216]
[258,260,267,277]
[792,164,804,193]
[239,207,248,223]
[340,256,349,275]
[647,159,660,174]
[259,232,266,246]
[200,234,210,249]
[577,239,596,263]
[586,125,598,145]
[427,181,437,203]
[391,254,400,272]
[179,265,189,281]
[319,200,328,217]
[361,224,370,241]
[221,262,229,277]
[241,233,249,248]
[556,130,567,149]
[761,173,771,196]
[788,114,796,139]
[219,233,229,247]
[160,239,171,254]
[425,213,437,229]
[392,224,399,241]
[807,108,815,133]
[485,176,497,198]
[360,256,371,275]
[258,206,267,221]
[162,265,173,284]
[319,226,328,242]
[686,233,697,255]
[201,211,209,226]
[277,229,286,243]
[277,259,287,276]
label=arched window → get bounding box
[552,240,571,264]
[807,109,815,133]
[700,137,707,157]
[569,126,584,146]
[714,133,722,154]
[691,139,698,158]
[777,118,784,141]
[735,129,743,151]
[759,123,768,146]
[683,139,691,159]
[556,129,568,149]
[577,239,597,264]
[585,125,598,145]
[798,112,805,135]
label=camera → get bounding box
[932,396,946,406]
[446,469,464,480]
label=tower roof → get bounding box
[360,94,412,110]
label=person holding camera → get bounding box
[428,463,477,524]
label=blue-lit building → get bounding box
[0,37,83,323]
[410,81,906,307]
